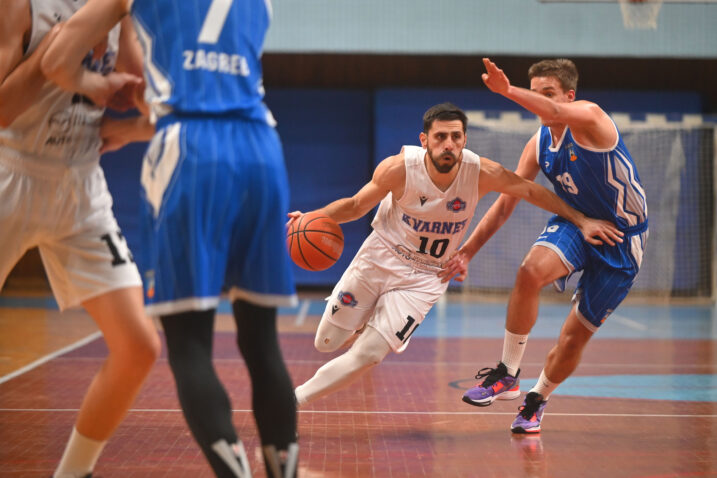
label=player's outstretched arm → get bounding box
[481,57,616,149]
[439,136,540,283]
[288,153,405,228]
[0,1,62,127]
[480,157,624,246]
[41,0,138,107]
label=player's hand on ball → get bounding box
[286,210,303,228]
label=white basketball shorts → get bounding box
[322,232,448,353]
[0,157,141,310]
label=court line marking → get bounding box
[610,313,649,331]
[0,332,102,385]
[0,408,716,418]
[294,299,310,326]
[7,356,714,369]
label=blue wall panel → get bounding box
[265,89,373,286]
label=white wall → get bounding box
[266,0,717,58]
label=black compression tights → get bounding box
[232,300,296,451]
[161,309,239,477]
[161,303,296,477]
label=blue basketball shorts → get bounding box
[533,215,648,331]
[139,116,297,316]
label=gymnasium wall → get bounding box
[101,86,713,289]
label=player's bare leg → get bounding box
[295,326,391,406]
[505,246,569,335]
[542,305,594,384]
[76,286,159,438]
[54,286,159,477]
[463,246,569,407]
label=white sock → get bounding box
[54,427,106,478]
[531,369,559,400]
[501,330,529,377]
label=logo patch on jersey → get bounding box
[144,270,155,300]
[338,291,358,307]
[567,143,578,162]
[446,197,466,213]
[420,196,428,206]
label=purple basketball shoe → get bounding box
[462,362,520,407]
[511,392,547,434]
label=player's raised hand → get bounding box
[579,217,624,246]
[481,58,511,95]
[438,249,470,283]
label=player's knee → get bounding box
[115,324,160,374]
[516,260,551,289]
[314,334,341,353]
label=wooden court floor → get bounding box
[1,293,716,477]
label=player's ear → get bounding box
[567,89,576,102]
[419,131,427,148]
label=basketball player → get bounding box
[42,0,299,476]
[452,58,648,434]
[290,102,624,407]
[0,2,160,477]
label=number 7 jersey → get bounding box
[371,145,482,272]
[537,123,648,230]
[129,0,275,125]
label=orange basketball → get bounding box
[287,211,344,271]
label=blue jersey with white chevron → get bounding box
[130,0,274,124]
[537,124,648,230]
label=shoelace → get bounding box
[473,366,504,387]
[518,393,544,419]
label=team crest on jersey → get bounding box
[338,291,358,307]
[567,143,578,162]
[446,197,466,213]
[144,270,155,300]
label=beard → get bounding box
[427,148,459,173]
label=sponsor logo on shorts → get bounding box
[338,291,357,307]
[419,195,428,206]
[446,197,466,212]
[331,305,339,315]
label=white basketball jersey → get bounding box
[0,0,120,170]
[371,145,482,271]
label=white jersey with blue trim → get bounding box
[371,145,481,272]
[130,0,275,125]
[0,0,119,170]
[537,123,648,231]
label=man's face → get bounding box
[530,76,575,126]
[420,119,466,173]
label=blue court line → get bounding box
[518,375,717,403]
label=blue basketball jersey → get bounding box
[537,124,647,231]
[130,0,274,124]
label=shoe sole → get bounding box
[461,389,521,407]
[511,426,541,434]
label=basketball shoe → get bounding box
[511,391,547,434]
[462,362,521,406]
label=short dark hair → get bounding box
[528,59,579,92]
[423,102,468,133]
